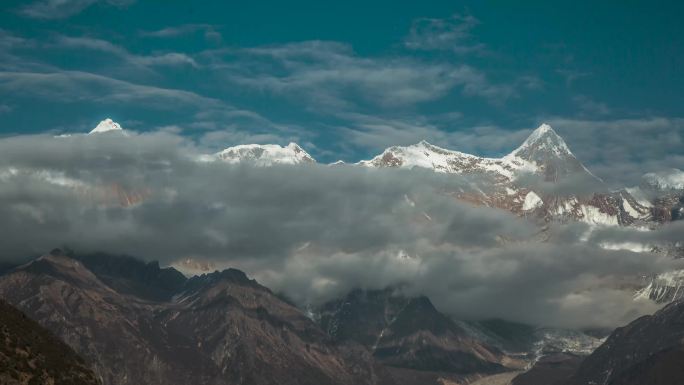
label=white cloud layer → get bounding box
[0,130,680,329]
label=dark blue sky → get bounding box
[0,0,682,168]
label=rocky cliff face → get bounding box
[0,299,100,385]
[0,250,394,385]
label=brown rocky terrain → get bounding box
[0,298,100,385]
[0,249,395,385]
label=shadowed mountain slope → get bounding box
[0,299,100,385]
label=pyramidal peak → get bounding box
[508,123,572,159]
[525,123,566,146]
[504,123,599,183]
[89,118,124,134]
[528,122,555,139]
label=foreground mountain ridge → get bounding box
[0,250,389,385]
[1,249,534,385]
[5,249,678,385]
[482,299,684,384]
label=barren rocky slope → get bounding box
[0,299,100,385]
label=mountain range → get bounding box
[3,246,683,385]
[86,119,682,228]
[1,119,683,384]
[0,248,615,385]
[0,248,585,385]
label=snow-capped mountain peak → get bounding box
[359,124,582,181]
[357,139,524,184]
[503,123,596,183]
[215,142,316,166]
[89,118,123,134]
[507,123,572,160]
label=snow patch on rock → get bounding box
[522,191,543,211]
[579,205,618,226]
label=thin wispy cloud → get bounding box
[0,70,218,108]
[53,36,199,68]
[18,0,134,19]
[0,69,303,145]
[334,112,536,160]
[140,24,222,43]
[556,68,591,87]
[404,13,486,54]
[572,95,612,116]
[218,41,516,109]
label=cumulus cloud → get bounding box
[0,130,680,329]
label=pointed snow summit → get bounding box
[505,123,595,182]
[215,142,316,166]
[89,118,124,134]
[507,123,572,161]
